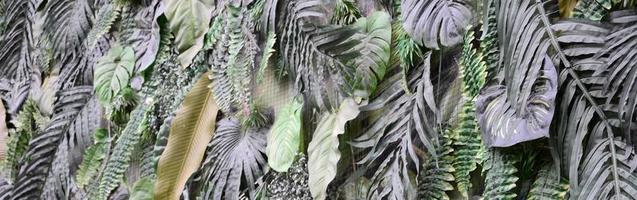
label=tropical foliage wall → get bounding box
[0,0,636,199]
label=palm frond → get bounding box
[10,86,93,199]
[44,0,94,57]
[0,0,36,80]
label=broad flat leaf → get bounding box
[94,45,135,104]
[155,72,218,200]
[307,98,360,200]
[401,0,473,49]
[119,0,165,74]
[266,96,303,172]
[164,0,215,67]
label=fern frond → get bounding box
[86,3,121,49]
[1,99,45,178]
[458,28,486,98]
[451,100,483,197]
[482,148,520,200]
[95,101,152,200]
[257,32,276,84]
[76,129,109,189]
[527,163,568,200]
[331,0,361,25]
[417,129,455,200]
[480,0,500,80]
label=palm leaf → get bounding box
[0,0,36,80]
[154,72,219,200]
[307,98,360,200]
[400,0,473,49]
[266,96,303,172]
[164,0,215,67]
[44,0,94,56]
[198,117,269,200]
[10,86,94,199]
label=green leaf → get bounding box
[452,100,483,197]
[165,0,215,67]
[130,177,154,200]
[154,73,218,200]
[482,148,519,200]
[257,32,276,84]
[94,45,136,104]
[75,129,109,188]
[527,163,568,200]
[266,96,303,172]
[307,98,360,200]
[345,11,391,96]
[418,129,455,200]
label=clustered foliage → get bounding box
[0,0,636,199]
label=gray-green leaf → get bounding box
[165,0,215,67]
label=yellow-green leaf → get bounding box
[94,45,135,104]
[154,72,218,200]
[266,96,303,172]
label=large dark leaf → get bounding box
[199,117,268,200]
[400,0,473,49]
[10,86,93,199]
[0,0,37,80]
[476,0,561,147]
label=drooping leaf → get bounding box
[400,0,473,49]
[266,96,303,172]
[94,45,136,104]
[44,0,94,55]
[307,98,360,200]
[199,117,269,200]
[155,72,218,200]
[164,0,215,67]
[118,0,165,75]
[0,0,36,81]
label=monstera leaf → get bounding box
[266,96,304,172]
[401,0,473,49]
[94,45,135,104]
[165,0,215,67]
[307,98,360,200]
[476,58,558,147]
[476,0,562,147]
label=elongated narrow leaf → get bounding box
[307,98,360,200]
[0,0,36,80]
[94,45,136,104]
[266,96,303,172]
[0,101,7,161]
[165,0,215,67]
[155,72,218,200]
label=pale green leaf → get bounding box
[266,96,303,172]
[165,0,215,67]
[307,98,360,200]
[94,45,135,104]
